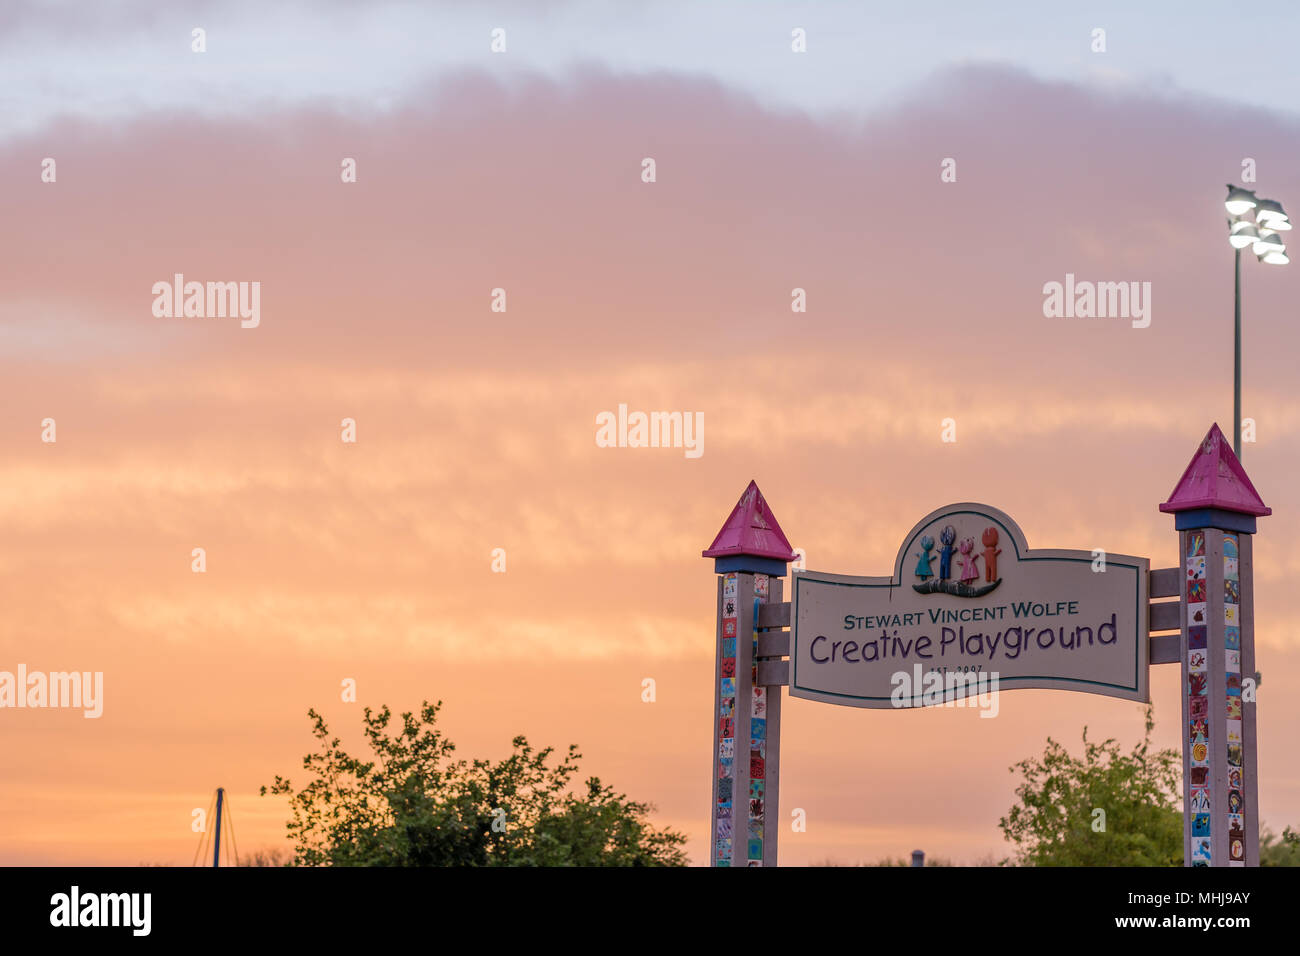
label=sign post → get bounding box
[703,481,795,867]
[1160,423,1270,866]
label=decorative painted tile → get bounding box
[1187,579,1207,603]
[1189,717,1208,742]
[749,738,765,757]
[1188,673,1207,696]
[1227,744,1243,767]
[1191,813,1210,837]
[754,575,769,597]
[1226,696,1241,720]
[1225,580,1240,604]
[1226,649,1241,672]
[1191,740,1209,766]
[1224,556,1239,581]
[749,779,765,799]
[719,716,734,738]
[1229,768,1243,790]
[717,778,733,803]
[1187,649,1207,673]
[1225,626,1240,650]
[746,819,763,840]
[1187,603,1207,626]
[1191,767,1209,786]
[718,756,734,774]
[721,658,736,678]
[1189,694,1208,717]
[1226,673,1241,695]
[719,738,734,758]
[1229,838,1245,861]
[1188,625,1207,649]
[1187,532,1206,558]
[1226,719,1242,743]
[723,619,737,638]
[1186,555,1206,579]
[747,838,762,860]
[719,699,734,718]
[1192,838,1211,864]
[752,691,767,718]
[721,638,736,657]
[717,818,733,840]
[1223,535,1238,559]
[716,804,731,819]
[1190,787,1211,812]
[749,753,764,778]
[723,576,738,597]
[720,678,735,696]
[1225,604,1238,625]
[750,716,766,739]
[1228,788,1243,812]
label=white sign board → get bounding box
[789,503,1149,708]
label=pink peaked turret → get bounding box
[703,480,797,560]
[1159,423,1271,517]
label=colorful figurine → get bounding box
[914,535,936,580]
[937,525,956,580]
[958,537,980,584]
[980,527,1001,582]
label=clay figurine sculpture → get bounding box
[913,526,1002,598]
[914,534,936,581]
[936,525,956,580]
[981,527,1002,582]
[958,537,980,584]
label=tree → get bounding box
[261,700,688,866]
[999,706,1182,866]
[1261,825,1300,867]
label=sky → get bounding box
[2,0,1299,866]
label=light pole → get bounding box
[1224,185,1290,459]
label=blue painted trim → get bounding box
[713,555,788,576]
[1174,509,1257,534]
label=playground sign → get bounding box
[702,424,1269,867]
[789,503,1150,708]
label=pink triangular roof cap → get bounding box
[702,480,797,560]
[1159,423,1271,517]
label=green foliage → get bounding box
[1261,825,1300,867]
[999,706,1183,866]
[262,700,688,867]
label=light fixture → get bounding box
[1255,198,1289,225]
[1225,184,1258,216]
[1221,181,1290,459]
[1253,230,1286,260]
[1228,220,1261,248]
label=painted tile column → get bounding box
[703,481,796,867]
[1161,424,1269,867]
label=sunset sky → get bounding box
[3,0,1299,866]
